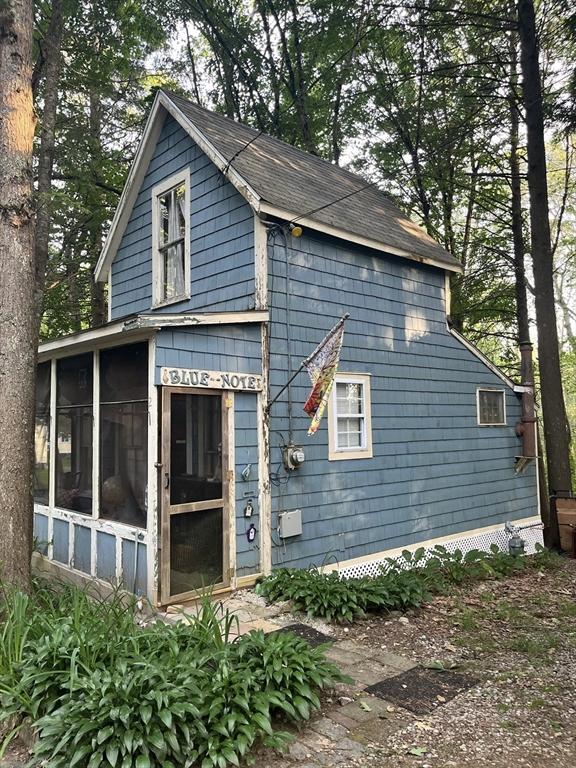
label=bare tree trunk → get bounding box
[509,34,530,345]
[0,0,36,590]
[35,0,63,319]
[518,0,572,547]
[88,88,106,327]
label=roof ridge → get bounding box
[162,88,375,191]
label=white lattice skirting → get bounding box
[323,517,544,580]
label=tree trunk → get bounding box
[88,88,106,327]
[0,0,36,590]
[509,33,530,346]
[35,0,63,320]
[518,0,573,547]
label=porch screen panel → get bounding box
[99,343,148,528]
[55,354,93,513]
[34,362,51,504]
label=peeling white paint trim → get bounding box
[254,214,268,311]
[258,322,272,575]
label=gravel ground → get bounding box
[326,556,576,768]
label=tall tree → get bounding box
[518,0,573,542]
[0,0,36,589]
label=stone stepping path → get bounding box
[135,596,479,767]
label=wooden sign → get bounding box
[161,367,263,392]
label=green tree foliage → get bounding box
[34,0,170,338]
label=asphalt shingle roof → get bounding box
[165,90,461,271]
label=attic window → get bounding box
[152,169,190,306]
[477,388,506,425]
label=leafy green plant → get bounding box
[256,545,558,622]
[0,582,342,768]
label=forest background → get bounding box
[32,0,576,483]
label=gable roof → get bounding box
[95,90,462,281]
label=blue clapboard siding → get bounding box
[110,114,255,319]
[234,392,260,576]
[268,231,537,570]
[156,325,262,577]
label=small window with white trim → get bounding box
[329,374,373,460]
[152,169,190,306]
[477,388,506,425]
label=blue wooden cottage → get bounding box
[33,90,541,605]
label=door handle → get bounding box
[164,472,170,489]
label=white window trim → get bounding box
[476,387,506,426]
[328,373,373,461]
[151,168,191,308]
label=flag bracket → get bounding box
[265,313,350,415]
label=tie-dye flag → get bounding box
[303,314,348,435]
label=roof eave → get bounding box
[258,203,463,274]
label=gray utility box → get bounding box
[278,509,303,538]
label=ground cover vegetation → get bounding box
[255,545,560,622]
[0,584,343,768]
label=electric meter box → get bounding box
[278,509,303,538]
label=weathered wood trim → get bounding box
[38,322,152,358]
[125,311,269,330]
[159,387,171,605]
[258,323,272,575]
[236,572,262,589]
[38,313,268,360]
[259,203,464,275]
[147,336,159,603]
[95,103,165,281]
[254,214,268,310]
[449,327,516,389]
[48,360,56,518]
[320,515,542,574]
[225,392,236,587]
[107,269,113,323]
[92,350,100,520]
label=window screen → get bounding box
[55,353,93,513]
[99,343,148,528]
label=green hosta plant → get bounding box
[256,544,557,622]
[1,582,343,768]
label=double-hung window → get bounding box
[329,374,373,460]
[152,169,190,306]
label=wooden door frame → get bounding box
[159,386,234,605]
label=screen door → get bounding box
[160,387,229,603]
